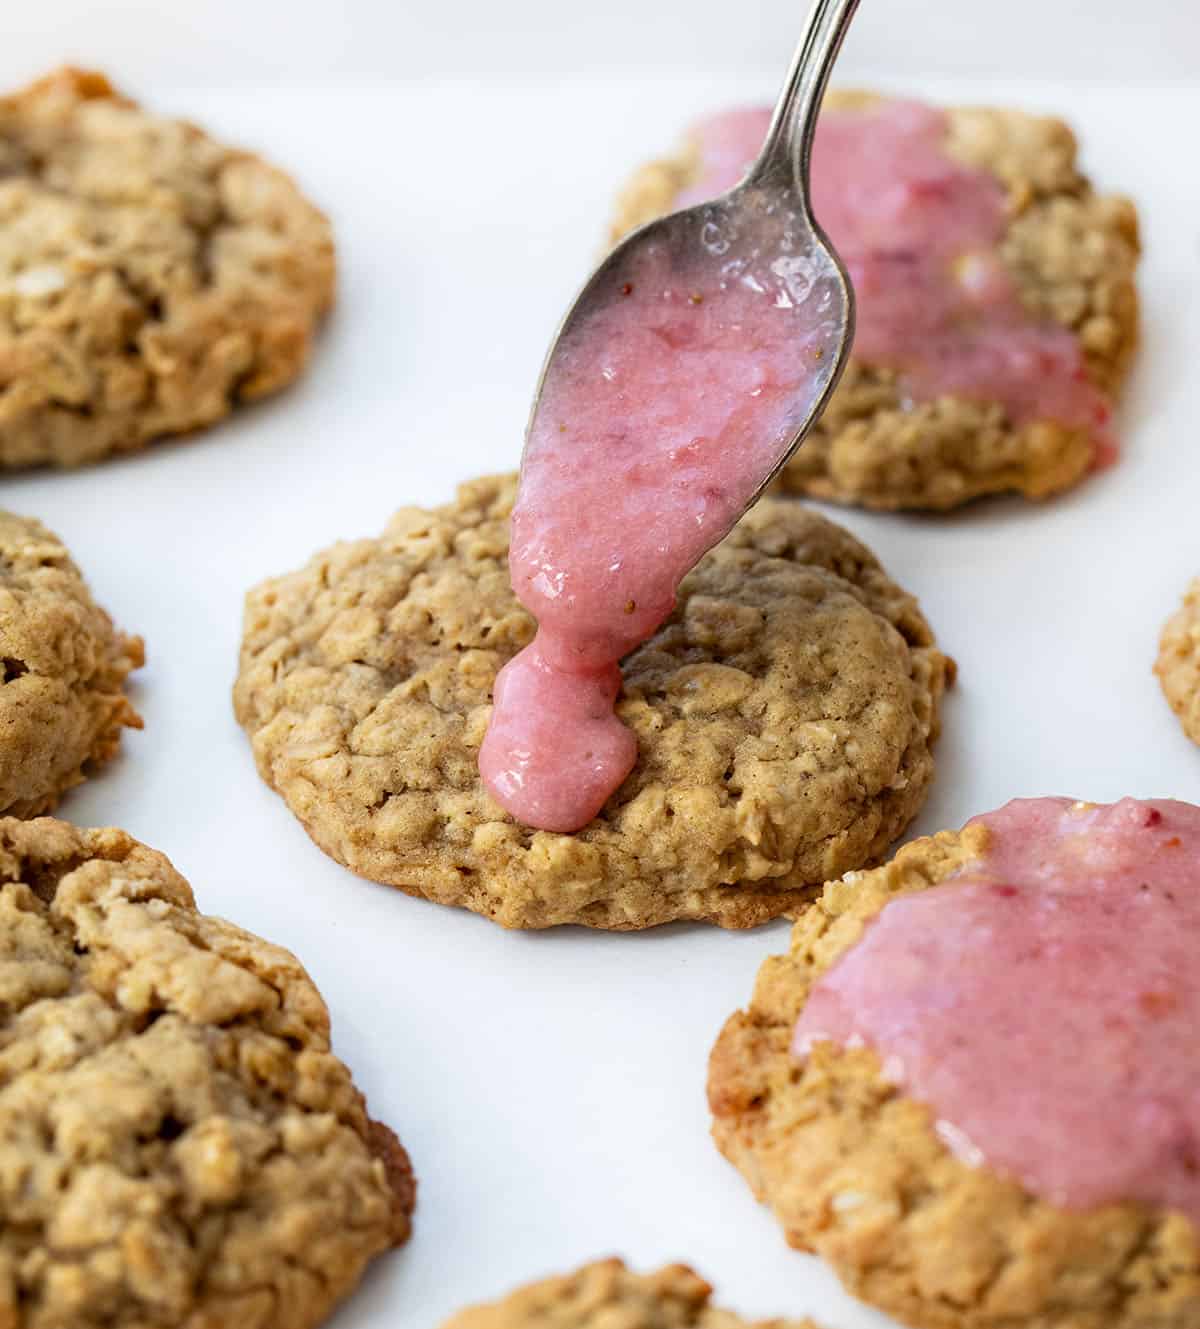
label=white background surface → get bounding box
[4,3,1200,1327]
[1,0,1199,87]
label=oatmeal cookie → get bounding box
[234,474,949,930]
[709,813,1200,1329]
[0,815,414,1328]
[0,511,142,816]
[1155,578,1200,746]
[0,67,334,468]
[440,1259,818,1328]
[611,94,1140,511]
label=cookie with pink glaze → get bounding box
[612,93,1140,512]
[440,1259,819,1328]
[234,473,949,930]
[1156,579,1200,745]
[709,797,1200,1329]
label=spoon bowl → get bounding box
[524,0,861,517]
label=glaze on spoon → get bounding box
[479,0,860,832]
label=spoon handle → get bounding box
[747,0,861,199]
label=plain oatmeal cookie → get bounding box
[1155,578,1200,746]
[440,1259,819,1328]
[0,815,415,1329]
[234,473,949,930]
[0,511,142,816]
[611,93,1140,511]
[708,823,1200,1329]
[0,67,334,468]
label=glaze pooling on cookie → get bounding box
[236,475,948,930]
[484,219,837,831]
[0,817,414,1329]
[709,818,1200,1329]
[611,95,1140,511]
[794,797,1200,1224]
[679,102,1111,454]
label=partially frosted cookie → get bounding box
[0,511,142,815]
[0,816,414,1329]
[441,1259,818,1328]
[0,67,334,468]
[710,798,1200,1329]
[235,474,949,930]
[1156,579,1200,745]
[612,95,1140,511]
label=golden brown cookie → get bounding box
[234,474,949,930]
[1156,578,1200,746]
[0,511,142,815]
[0,67,334,468]
[611,94,1140,511]
[440,1259,818,1328]
[708,823,1200,1329]
[0,815,414,1328]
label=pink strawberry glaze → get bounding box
[794,798,1200,1224]
[480,99,1118,835]
[479,231,831,832]
[680,102,1113,451]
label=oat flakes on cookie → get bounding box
[709,797,1200,1329]
[234,474,949,930]
[0,815,414,1328]
[612,94,1140,511]
[0,67,334,468]
[1155,578,1200,746]
[440,1259,819,1328]
[0,511,142,816]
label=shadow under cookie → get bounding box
[610,93,1141,513]
[0,816,414,1329]
[234,474,949,930]
[0,67,334,469]
[709,799,1200,1329]
[440,1258,820,1327]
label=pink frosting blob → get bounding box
[480,230,832,831]
[680,102,1113,451]
[794,797,1200,1224]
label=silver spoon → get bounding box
[524,0,861,514]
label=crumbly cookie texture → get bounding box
[708,825,1200,1329]
[234,474,949,930]
[0,816,415,1329]
[1156,579,1200,746]
[0,67,334,468]
[610,94,1140,511]
[0,511,142,816]
[440,1259,818,1328]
